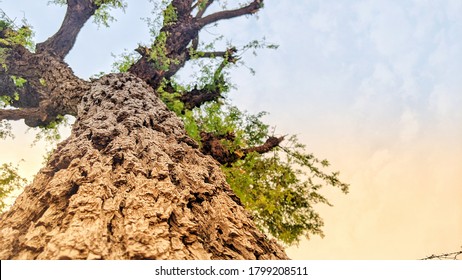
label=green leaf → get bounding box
[11,75,27,88]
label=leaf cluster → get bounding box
[30,114,70,145]
[0,163,27,212]
[93,0,127,27]
[149,31,180,71]
[0,9,35,51]
[0,120,13,139]
[0,76,26,109]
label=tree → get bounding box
[0,0,348,259]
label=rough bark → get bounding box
[0,44,89,126]
[200,132,284,165]
[0,73,288,260]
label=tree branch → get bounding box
[128,1,262,89]
[243,136,285,155]
[200,131,284,165]
[179,84,222,111]
[0,107,46,124]
[195,50,229,59]
[1,44,89,127]
[198,0,263,27]
[178,47,237,110]
[194,0,214,19]
[36,0,98,59]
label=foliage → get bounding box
[11,75,27,87]
[149,31,179,71]
[157,79,187,115]
[144,0,171,38]
[30,115,71,145]
[93,0,127,27]
[0,163,27,212]
[0,92,19,107]
[48,0,127,27]
[162,3,178,26]
[112,49,140,73]
[0,9,35,51]
[0,120,13,139]
[0,76,23,109]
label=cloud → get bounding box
[428,84,462,128]
[399,107,420,143]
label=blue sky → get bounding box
[1,0,461,259]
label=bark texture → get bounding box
[0,45,89,126]
[0,73,287,260]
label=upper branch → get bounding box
[194,0,214,19]
[198,0,263,27]
[128,1,263,89]
[36,0,98,59]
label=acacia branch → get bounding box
[179,48,237,110]
[243,136,285,155]
[36,0,98,59]
[0,107,47,124]
[200,131,284,164]
[179,85,221,111]
[0,108,41,121]
[194,0,214,19]
[0,43,89,127]
[198,0,263,27]
[195,50,230,59]
[129,1,262,89]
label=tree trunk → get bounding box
[0,73,288,260]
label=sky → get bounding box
[1,0,461,260]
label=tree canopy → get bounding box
[0,0,348,247]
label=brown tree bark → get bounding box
[0,73,287,259]
[200,132,284,165]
